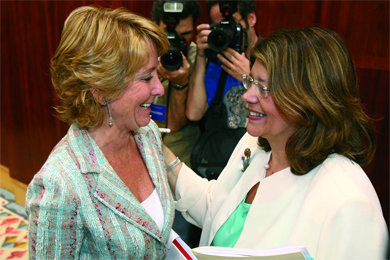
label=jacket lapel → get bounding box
[68,123,172,243]
[133,126,175,242]
[93,166,164,242]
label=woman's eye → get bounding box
[141,75,153,82]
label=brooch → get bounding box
[241,148,251,172]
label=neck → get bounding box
[246,30,258,56]
[265,143,290,177]
[89,124,136,155]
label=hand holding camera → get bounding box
[217,48,250,83]
[195,1,250,82]
[160,1,187,71]
[158,54,190,87]
[205,1,247,62]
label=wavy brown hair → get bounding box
[252,27,376,175]
[51,6,169,128]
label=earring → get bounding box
[104,99,113,126]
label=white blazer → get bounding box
[175,133,388,260]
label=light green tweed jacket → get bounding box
[26,121,174,259]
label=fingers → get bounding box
[158,54,190,85]
[217,49,250,82]
[196,24,211,53]
[196,23,210,32]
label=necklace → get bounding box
[264,163,270,170]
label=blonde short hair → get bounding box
[51,6,169,128]
[252,27,376,174]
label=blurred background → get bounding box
[1,0,388,226]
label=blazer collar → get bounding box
[67,123,174,243]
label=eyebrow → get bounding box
[136,66,156,78]
[249,73,267,83]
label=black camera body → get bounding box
[160,1,187,71]
[208,21,243,53]
[207,1,246,62]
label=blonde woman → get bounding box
[26,6,174,259]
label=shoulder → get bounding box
[315,154,374,194]
[307,154,382,212]
[28,125,91,193]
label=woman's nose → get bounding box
[242,84,258,103]
[152,78,164,97]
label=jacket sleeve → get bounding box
[174,132,253,228]
[26,169,83,259]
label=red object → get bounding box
[172,239,195,260]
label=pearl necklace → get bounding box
[264,163,270,170]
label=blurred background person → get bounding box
[187,0,260,180]
[26,6,175,259]
[151,0,202,248]
[151,0,201,167]
[164,27,388,259]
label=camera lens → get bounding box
[208,28,232,52]
[161,47,183,71]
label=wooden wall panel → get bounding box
[1,0,155,184]
[1,1,388,223]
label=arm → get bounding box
[163,144,212,227]
[162,144,182,192]
[157,54,190,132]
[186,24,210,121]
[26,171,83,258]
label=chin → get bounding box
[139,117,151,127]
[246,124,260,137]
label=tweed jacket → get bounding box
[26,122,174,259]
[175,133,388,260]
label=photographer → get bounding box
[187,0,260,179]
[151,0,202,248]
[151,0,201,167]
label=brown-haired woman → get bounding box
[164,27,388,259]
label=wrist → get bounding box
[171,82,188,90]
[166,157,181,172]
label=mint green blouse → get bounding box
[211,197,252,247]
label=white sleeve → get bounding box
[174,163,216,228]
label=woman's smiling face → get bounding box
[109,41,164,131]
[242,60,296,144]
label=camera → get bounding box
[160,1,187,71]
[206,1,246,62]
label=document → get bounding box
[191,244,313,260]
[165,230,197,260]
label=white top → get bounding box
[175,132,389,260]
[142,189,164,231]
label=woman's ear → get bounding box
[90,88,105,105]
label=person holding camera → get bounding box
[151,0,201,168]
[151,0,203,248]
[187,0,260,180]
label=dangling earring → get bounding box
[104,99,113,126]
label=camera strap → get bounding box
[210,69,228,105]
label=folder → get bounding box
[191,244,313,260]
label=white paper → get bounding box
[165,230,197,260]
